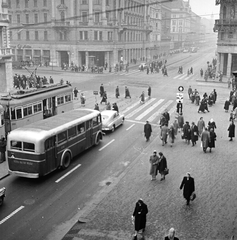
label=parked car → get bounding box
[138,63,148,70]
[101,110,125,132]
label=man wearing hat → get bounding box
[149,150,159,180]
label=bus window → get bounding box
[11,140,22,150]
[23,106,33,117]
[45,136,55,150]
[57,96,64,105]
[65,94,72,102]
[92,117,99,127]
[77,123,85,134]
[68,126,76,138]
[86,120,92,130]
[23,142,35,152]
[11,108,16,120]
[58,131,67,143]
[16,108,23,119]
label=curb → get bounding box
[0,173,10,181]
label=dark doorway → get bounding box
[60,51,69,67]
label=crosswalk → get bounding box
[173,73,196,81]
[123,97,177,125]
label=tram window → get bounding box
[23,142,35,152]
[68,126,76,138]
[77,123,85,134]
[23,106,33,117]
[11,108,16,120]
[16,108,22,119]
[58,131,67,143]
[11,141,22,150]
[33,103,42,113]
[65,94,72,102]
[57,96,64,105]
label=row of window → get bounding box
[10,116,102,152]
[10,30,48,41]
[10,13,48,24]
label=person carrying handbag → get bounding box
[158,152,167,181]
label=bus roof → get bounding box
[7,109,100,142]
[0,84,72,106]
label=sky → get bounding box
[189,0,220,19]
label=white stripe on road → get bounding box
[126,98,156,118]
[126,124,135,131]
[168,104,177,115]
[0,206,25,225]
[173,74,184,79]
[135,99,165,120]
[147,100,173,122]
[123,101,142,114]
[126,119,159,127]
[179,74,188,79]
[98,139,115,151]
[55,164,81,183]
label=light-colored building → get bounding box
[9,0,158,68]
[0,0,12,93]
[214,0,237,76]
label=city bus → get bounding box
[7,108,103,178]
[0,83,73,137]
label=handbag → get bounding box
[190,192,196,201]
[163,168,169,175]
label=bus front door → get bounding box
[45,136,58,174]
[85,120,93,148]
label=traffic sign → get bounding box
[178,86,184,92]
[93,90,98,95]
[176,92,183,103]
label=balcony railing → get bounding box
[0,48,12,56]
[53,21,70,27]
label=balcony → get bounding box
[52,21,70,27]
[0,48,13,58]
[214,19,237,32]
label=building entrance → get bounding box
[59,51,69,68]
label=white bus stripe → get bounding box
[135,99,164,120]
[126,98,156,118]
[0,206,25,225]
[126,124,135,131]
[147,100,173,122]
[55,164,81,183]
[98,139,115,151]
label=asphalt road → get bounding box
[2,45,235,239]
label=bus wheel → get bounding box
[62,152,71,170]
[95,132,101,146]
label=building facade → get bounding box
[9,0,162,68]
[0,0,12,93]
[214,0,237,76]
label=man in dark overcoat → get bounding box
[228,120,235,141]
[208,128,216,152]
[190,122,198,146]
[144,121,152,142]
[132,199,148,239]
[180,172,195,205]
[158,152,167,181]
[201,128,210,153]
[99,83,104,97]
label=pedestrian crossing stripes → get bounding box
[173,73,196,81]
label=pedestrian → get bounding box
[168,124,175,147]
[180,172,195,206]
[115,86,120,98]
[188,86,192,99]
[229,110,235,121]
[190,67,193,74]
[140,91,145,104]
[158,152,167,181]
[100,83,104,97]
[73,87,78,100]
[0,137,6,163]
[164,228,179,240]
[173,119,179,137]
[228,120,235,141]
[190,122,198,146]
[177,113,184,132]
[80,92,86,107]
[125,86,131,98]
[176,101,183,114]
[132,199,148,240]
[160,124,169,146]
[149,150,159,180]
[197,117,205,136]
[106,102,111,110]
[208,118,217,131]
[182,121,191,144]
[144,121,152,142]
[112,102,119,112]
[100,91,107,104]
[224,99,230,112]
[201,127,210,153]
[213,89,217,103]
[163,109,170,126]
[94,103,99,111]
[148,86,151,98]
[208,128,216,152]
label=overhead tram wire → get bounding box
[9,0,176,31]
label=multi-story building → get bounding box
[9,0,158,68]
[0,0,12,93]
[214,0,237,76]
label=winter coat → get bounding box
[144,123,152,139]
[149,155,159,176]
[132,202,148,232]
[208,131,216,148]
[180,176,195,200]
[228,123,235,138]
[158,155,167,174]
[224,100,230,111]
[177,115,184,128]
[201,130,210,148]
[191,125,198,142]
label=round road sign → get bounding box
[178,86,184,92]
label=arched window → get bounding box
[61,11,65,21]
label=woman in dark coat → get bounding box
[190,122,198,146]
[224,99,230,112]
[132,199,148,239]
[208,119,217,131]
[228,120,235,141]
[180,172,195,205]
[183,122,191,144]
[158,152,167,181]
[144,121,152,142]
[208,128,216,152]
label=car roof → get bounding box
[101,110,118,116]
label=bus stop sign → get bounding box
[178,86,184,92]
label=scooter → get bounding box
[0,187,6,206]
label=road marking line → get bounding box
[135,99,165,120]
[174,74,183,79]
[179,74,187,79]
[126,119,159,127]
[123,101,142,114]
[126,98,156,118]
[0,206,25,225]
[147,100,173,122]
[126,124,135,131]
[169,104,177,115]
[98,139,115,151]
[55,164,82,183]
